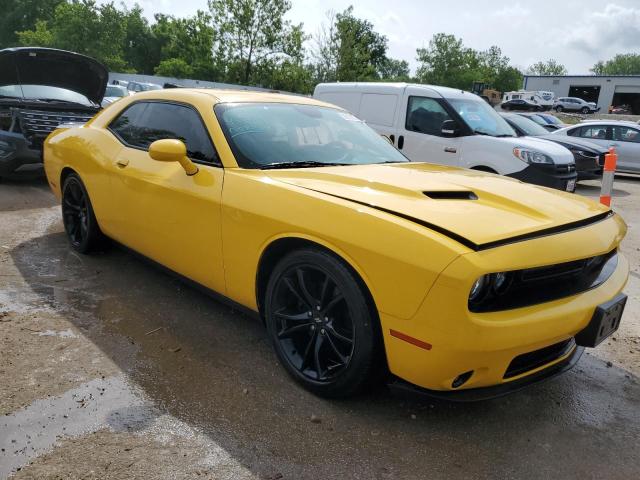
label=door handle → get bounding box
[398,135,404,150]
[116,158,129,167]
[444,147,457,153]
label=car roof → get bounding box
[127,88,341,109]
[579,119,639,127]
[315,82,474,100]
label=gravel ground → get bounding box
[0,171,639,479]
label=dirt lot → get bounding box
[1,171,639,479]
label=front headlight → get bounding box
[0,140,15,158]
[468,272,513,306]
[513,147,554,165]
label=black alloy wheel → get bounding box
[265,249,379,397]
[581,107,590,114]
[62,173,104,253]
[555,105,563,112]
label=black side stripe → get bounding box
[297,186,614,252]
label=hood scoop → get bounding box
[423,191,478,200]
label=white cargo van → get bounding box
[313,83,577,191]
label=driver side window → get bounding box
[405,96,453,137]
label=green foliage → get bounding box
[416,34,522,92]
[5,1,530,95]
[16,20,54,47]
[591,54,640,75]
[334,6,387,81]
[0,0,64,48]
[155,58,193,78]
[527,59,567,76]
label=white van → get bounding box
[502,90,555,110]
[313,83,576,191]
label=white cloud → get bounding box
[564,4,640,55]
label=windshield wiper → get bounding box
[473,129,492,136]
[259,161,351,170]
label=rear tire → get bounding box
[555,105,563,112]
[264,248,380,398]
[61,173,105,254]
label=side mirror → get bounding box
[148,139,198,176]
[441,120,460,138]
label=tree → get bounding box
[155,58,193,78]
[16,20,54,47]
[310,10,339,83]
[334,6,387,81]
[377,57,410,81]
[527,59,567,76]
[592,54,640,75]
[476,45,522,92]
[415,33,480,89]
[0,0,63,48]
[208,0,304,85]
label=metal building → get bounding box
[523,75,640,114]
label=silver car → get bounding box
[553,97,599,114]
[552,121,639,173]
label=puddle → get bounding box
[0,376,152,478]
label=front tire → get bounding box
[581,107,590,114]
[61,173,104,254]
[264,248,380,398]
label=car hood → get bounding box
[0,47,108,105]
[537,134,609,154]
[267,162,610,250]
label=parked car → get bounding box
[101,84,132,108]
[502,113,605,180]
[502,91,554,111]
[501,98,544,111]
[0,47,107,178]
[314,82,577,192]
[553,97,599,114]
[553,121,640,174]
[44,89,628,399]
[127,81,162,93]
[521,112,569,131]
[611,104,632,115]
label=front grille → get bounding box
[469,249,618,312]
[16,109,95,148]
[504,339,575,379]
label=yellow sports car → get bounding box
[44,89,629,399]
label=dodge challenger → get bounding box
[43,89,629,399]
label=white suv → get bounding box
[553,97,599,114]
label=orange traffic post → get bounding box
[599,147,617,207]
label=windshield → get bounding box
[448,98,516,137]
[215,103,409,169]
[538,114,562,125]
[0,84,93,106]
[105,85,128,97]
[507,114,549,136]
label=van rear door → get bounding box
[396,86,462,166]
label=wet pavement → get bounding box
[1,172,639,479]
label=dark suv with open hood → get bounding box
[0,47,107,177]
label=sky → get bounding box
[108,0,640,74]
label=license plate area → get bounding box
[575,294,627,348]
[566,179,576,192]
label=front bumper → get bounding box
[575,153,602,180]
[0,131,42,176]
[379,214,628,394]
[507,163,577,191]
[389,345,584,401]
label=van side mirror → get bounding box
[148,139,198,176]
[441,120,460,138]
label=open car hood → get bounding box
[267,162,612,251]
[0,47,108,105]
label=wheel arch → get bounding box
[470,165,499,174]
[255,236,379,323]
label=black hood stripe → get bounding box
[297,185,614,251]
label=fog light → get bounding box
[452,370,474,389]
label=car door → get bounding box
[571,124,610,149]
[610,125,640,173]
[106,100,226,293]
[396,90,462,166]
